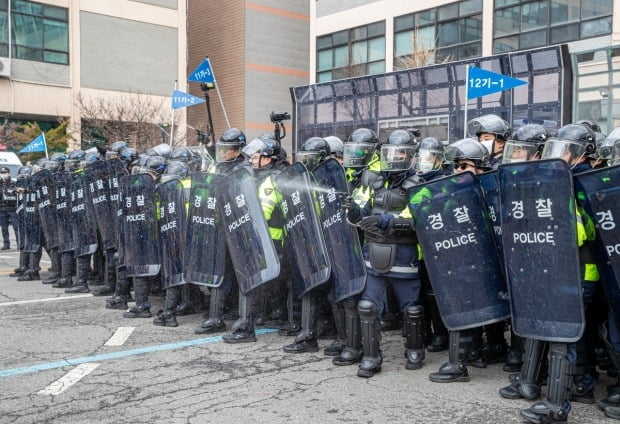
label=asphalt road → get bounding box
[0,246,616,424]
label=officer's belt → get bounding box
[363,231,417,244]
[364,260,418,274]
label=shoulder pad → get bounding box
[361,169,381,188]
[402,174,424,191]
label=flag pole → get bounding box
[43,133,48,159]
[169,81,177,146]
[464,66,470,139]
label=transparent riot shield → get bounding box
[478,170,503,261]
[312,158,366,302]
[23,173,44,253]
[54,172,74,253]
[84,161,114,250]
[499,159,584,342]
[119,173,160,277]
[35,170,59,250]
[275,162,331,297]
[216,168,280,295]
[69,171,98,257]
[408,171,510,331]
[156,178,186,289]
[183,171,226,287]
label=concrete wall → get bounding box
[130,0,177,9]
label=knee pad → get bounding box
[358,300,376,318]
[406,305,424,321]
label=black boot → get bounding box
[598,324,620,411]
[175,284,193,316]
[52,277,73,288]
[10,250,28,277]
[17,269,41,281]
[357,300,382,378]
[499,337,545,400]
[105,295,128,310]
[425,290,449,352]
[42,249,61,284]
[404,305,425,370]
[65,279,90,293]
[283,294,319,353]
[223,292,257,344]
[153,310,178,327]
[324,301,346,356]
[194,286,227,334]
[333,297,363,366]
[278,283,301,336]
[504,330,524,372]
[429,330,471,383]
[483,321,508,365]
[1,241,10,250]
[570,337,595,404]
[66,256,91,293]
[520,343,572,423]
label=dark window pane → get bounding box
[317,72,332,83]
[511,53,529,74]
[580,17,612,38]
[437,46,457,63]
[0,43,7,56]
[332,30,348,45]
[437,21,458,47]
[394,30,413,57]
[14,45,42,60]
[0,11,7,43]
[0,0,6,10]
[460,0,482,15]
[13,0,42,15]
[394,14,414,32]
[495,0,519,7]
[493,36,519,53]
[531,49,559,70]
[351,26,367,41]
[43,50,67,64]
[550,0,580,25]
[550,22,579,44]
[459,41,481,59]
[334,45,348,67]
[368,37,385,61]
[12,14,43,48]
[437,3,458,20]
[519,29,546,49]
[415,10,435,26]
[368,21,385,37]
[317,35,332,49]
[522,1,548,31]
[494,6,520,37]
[461,15,482,42]
[43,5,67,20]
[581,0,612,19]
[317,49,333,71]
[44,19,67,51]
[351,40,367,65]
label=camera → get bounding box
[270,111,291,123]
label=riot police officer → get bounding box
[345,129,425,377]
[0,166,18,250]
[9,166,32,278]
[467,114,511,168]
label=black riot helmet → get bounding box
[170,147,192,163]
[445,138,491,172]
[161,160,190,182]
[132,155,167,177]
[576,119,601,134]
[343,128,379,168]
[541,123,595,164]
[39,160,62,172]
[106,141,129,160]
[502,124,550,164]
[17,165,32,179]
[379,129,416,172]
[467,114,511,157]
[81,151,101,169]
[598,126,620,161]
[297,137,330,170]
[324,136,344,159]
[118,147,139,164]
[415,137,445,173]
[216,128,246,162]
[147,143,172,158]
[65,149,85,171]
[49,152,67,162]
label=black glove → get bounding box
[340,194,354,210]
[359,215,380,232]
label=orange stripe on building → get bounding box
[246,62,309,78]
[246,2,309,21]
[246,122,279,131]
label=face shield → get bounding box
[415,148,443,173]
[64,159,81,172]
[215,142,242,162]
[296,151,323,170]
[609,140,620,166]
[379,145,415,172]
[241,139,266,159]
[131,165,152,176]
[541,138,587,164]
[502,141,541,164]
[105,151,119,160]
[343,142,375,168]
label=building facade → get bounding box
[0,0,187,149]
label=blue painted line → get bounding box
[0,328,278,378]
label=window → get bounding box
[317,21,385,83]
[393,0,482,70]
[494,0,612,53]
[2,0,69,64]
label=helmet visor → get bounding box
[296,151,322,170]
[215,142,241,162]
[609,140,620,166]
[415,148,443,172]
[343,142,375,168]
[380,145,415,172]
[541,138,586,162]
[502,141,541,164]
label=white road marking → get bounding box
[0,294,92,307]
[37,363,100,396]
[104,327,135,346]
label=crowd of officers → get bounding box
[6,115,620,424]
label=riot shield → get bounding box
[156,178,186,289]
[574,164,620,326]
[108,159,128,256]
[36,170,59,250]
[84,161,115,250]
[54,172,74,253]
[312,158,366,302]
[119,173,160,277]
[183,171,226,287]
[23,172,44,253]
[216,168,280,294]
[15,182,26,250]
[408,171,510,331]
[478,170,503,260]
[69,171,98,257]
[499,159,584,342]
[275,162,331,297]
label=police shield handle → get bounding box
[337,192,359,227]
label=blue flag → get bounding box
[19,133,47,154]
[188,58,216,84]
[171,90,206,110]
[467,66,527,100]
